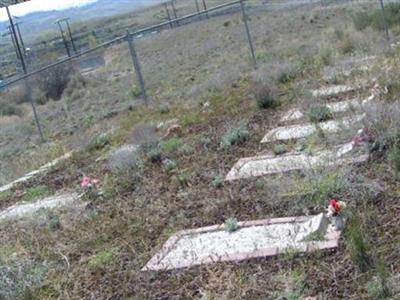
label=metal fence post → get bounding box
[65,19,78,54]
[126,31,148,105]
[239,0,257,69]
[379,0,390,42]
[164,2,173,28]
[202,0,209,19]
[171,0,179,26]
[195,0,200,13]
[56,21,71,57]
[6,5,44,142]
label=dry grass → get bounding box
[1,1,400,299]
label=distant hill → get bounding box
[0,0,163,37]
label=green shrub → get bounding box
[254,85,280,109]
[35,63,75,101]
[177,173,190,187]
[221,126,250,149]
[88,133,110,151]
[0,102,23,116]
[160,138,183,154]
[346,217,371,272]
[303,172,343,205]
[255,179,266,189]
[308,105,333,123]
[148,147,162,163]
[163,159,176,172]
[129,85,141,98]
[23,185,50,202]
[88,250,115,269]
[367,276,391,300]
[274,144,287,155]
[225,217,238,233]
[212,176,224,188]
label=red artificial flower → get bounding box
[329,198,341,213]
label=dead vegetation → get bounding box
[1,1,400,299]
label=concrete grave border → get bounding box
[280,95,374,123]
[261,114,365,143]
[0,192,80,221]
[225,142,368,181]
[142,214,341,271]
[0,152,72,193]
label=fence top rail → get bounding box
[1,0,242,88]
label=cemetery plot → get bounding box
[280,95,374,123]
[225,142,368,181]
[142,213,341,271]
[261,114,364,143]
[0,192,78,221]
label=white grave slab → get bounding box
[280,95,374,122]
[225,142,368,181]
[0,193,78,221]
[312,85,355,97]
[142,213,340,271]
[261,114,364,143]
[0,152,72,193]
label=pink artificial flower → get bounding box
[81,176,100,189]
[352,127,372,146]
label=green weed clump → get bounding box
[212,176,224,188]
[254,85,281,109]
[0,102,23,117]
[225,217,238,233]
[163,159,177,172]
[88,250,115,270]
[88,132,110,151]
[308,105,333,123]
[220,126,250,149]
[274,144,287,155]
[346,217,372,272]
[160,138,184,154]
[23,185,50,202]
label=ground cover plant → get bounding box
[0,1,400,299]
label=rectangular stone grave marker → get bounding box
[225,142,368,181]
[280,95,374,123]
[142,213,341,271]
[0,193,78,221]
[312,85,355,97]
[0,152,72,193]
[261,114,364,143]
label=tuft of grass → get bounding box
[0,102,23,117]
[346,217,372,272]
[308,105,333,123]
[255,178,266,189]
[88,250,115,270]
[212,176,224,188]
[176,173,190,187]
[88,133,110,151]
[302,172,343,205]
[220,126,250,149]
[163,159,177,173]
[225,217,239,233]
[23,185,50,202]
[273,144,287,155]
[147,147,162,163]
[254,85,281,109]
[388,144,400,177]
[160,138,184,154]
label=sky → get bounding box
[0,0,97,21]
